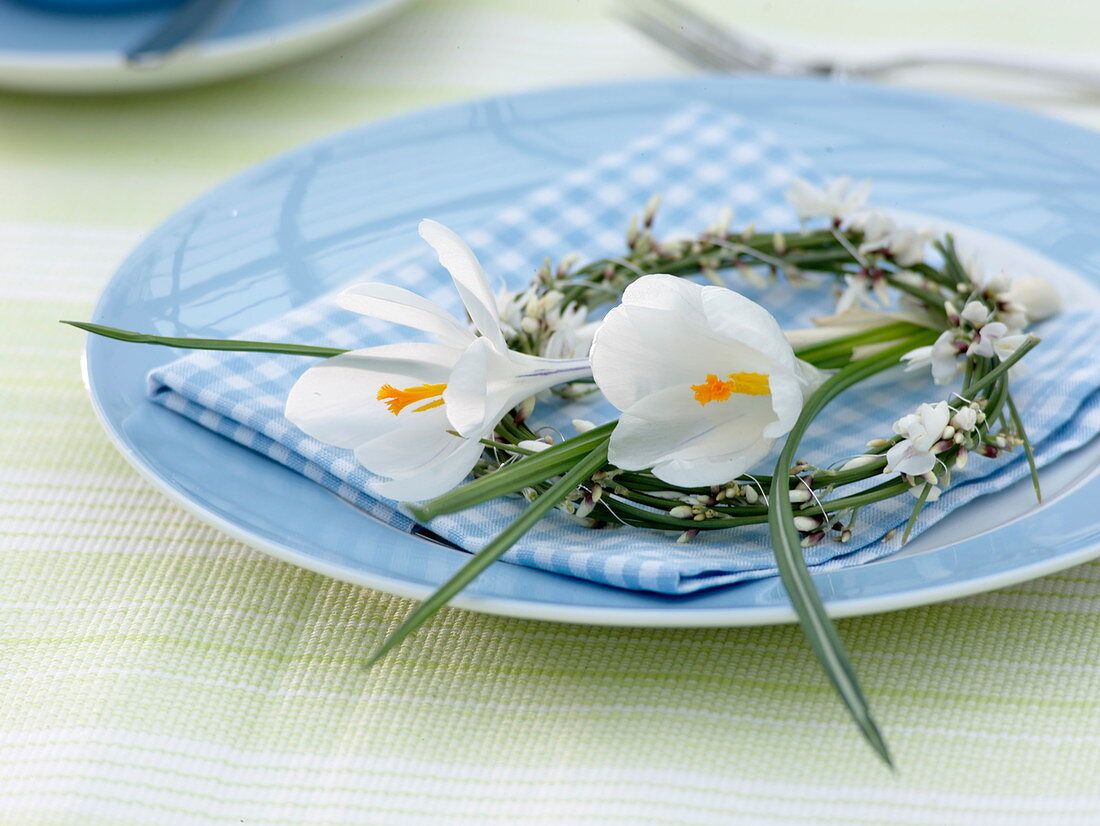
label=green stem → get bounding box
[765,339,918,769]
[62,321,347,359]
[365,441,610,667]
[410,423,615,520]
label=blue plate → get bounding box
[0,0,410,92]
[83,77,1100,626]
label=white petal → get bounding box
[337,282,473,349]
[618,271,704,312]
[968,321,1007,358]
[442,337,492,437]
[608,386,775,485]
[960,301,990,326]
[590,307,708,410]
[285,342,459,449]
[786,178,825,219]
[591,276,788,413]
[354,413,464,477]
[371,436,487,501]
[418,219,506,351]
[700,285,797,374]
[445,338,592,437]
[1006,275,1062,322]
[994,333,1029,362]
[886,440,936,477]
[761,370,806,439]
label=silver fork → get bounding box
[620,0,1100,94]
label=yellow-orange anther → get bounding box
[690,372,770,406]
[377,382,447,415]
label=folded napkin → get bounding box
[149,104,1100,595]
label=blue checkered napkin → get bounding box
[149,104,1100,595]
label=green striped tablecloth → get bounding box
[3,2,1099,823]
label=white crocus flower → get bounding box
[786,176,873,223]
[886,401,951,476]
[901,331,962,385]
[286,220,591,500]
[1006,275,1062,323]
[588,274,822,486]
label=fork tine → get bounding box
[635,0,781,72]
[621,10,736,72]
[620,10,744,71]
[617,1,762,73]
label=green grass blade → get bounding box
[1005,392,1042,503]
[901,483,933,544]
[367,441,610,667]
[61,320,347,359]
[793,321,928,365]
[961,336,1039,398]
[766,341,919,768]
[409,423,615,520]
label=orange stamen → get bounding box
[691,372,770,406]
[377,382,447,416]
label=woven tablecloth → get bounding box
[4,2,1100,823]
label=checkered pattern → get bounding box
[149,104,1100,595]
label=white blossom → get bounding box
[950,406,978,433]
[886,401,951,476]
[901,331,962,385]
[589,274,822,486]
[1006,275,1062,323]
[854,210,929,266]
[286,220,591,500]
[786,176,872,223]
[960,301,991,327]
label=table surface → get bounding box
[2,1,1099,824]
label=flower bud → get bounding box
[1006,275,1061,322]
[950,407,978,432]
[789,488,813,503]
[800,531,825,548]
[793,515,821,532]
[841,455,876,471]
[955,446,969,469]
[571,418,596,434]
[515,396,536,423]
[517,439,552,453]
[961,301,990,326]
[669,505,694,519]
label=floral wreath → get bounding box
[69,177,1060,764]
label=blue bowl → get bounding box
[13,0,184,12]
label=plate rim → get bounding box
[0,0,412,92]
[82,74,1100,626]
